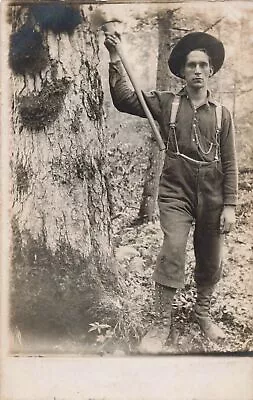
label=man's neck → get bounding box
[186,86,208,106]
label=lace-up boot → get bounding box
[194,285,226,342]
[139,283,176,353]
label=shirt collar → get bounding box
[177,86,218,107]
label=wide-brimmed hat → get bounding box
[168,32,225,78]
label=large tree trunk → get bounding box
[10,5,121,335]
[138,10,174,223]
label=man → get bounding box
[104,31,238,352]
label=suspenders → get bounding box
[214,100,222,161]
[168,94,222,162]
[170,95,181,127]
[169,95,181,155]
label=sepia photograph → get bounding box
[1,0,253,399]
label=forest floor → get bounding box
[10,169,253,356]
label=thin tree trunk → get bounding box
[10,6,121,335]
[138,10,173,223]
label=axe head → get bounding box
[101,20,121,34]
[89,9,121,33]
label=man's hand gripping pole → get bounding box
[102,22,166,152]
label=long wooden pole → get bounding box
[115,45,165,151]
[103,23,165,151]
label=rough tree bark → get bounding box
[138,10,174,223]
[10,6,121,335]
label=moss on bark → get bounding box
[19,78,70,130]
[11,219,121,335]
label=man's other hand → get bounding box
[220,206,236,234]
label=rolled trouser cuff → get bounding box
[153,271,184,289]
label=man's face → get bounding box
[181,50,213,89]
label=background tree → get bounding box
[138,10,174,223]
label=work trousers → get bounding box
[153,152,224,289]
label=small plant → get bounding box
[88,321,111,335]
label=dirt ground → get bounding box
[10,170,253,356]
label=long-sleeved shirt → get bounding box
[109,60,238,206]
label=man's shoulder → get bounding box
[219,103,233,120]
[148,90,176,105]
[209,99,232,118]
[148,90,174,97]
[210,99,222,107]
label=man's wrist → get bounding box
[109,52,120,63]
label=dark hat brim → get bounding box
[168,32,225,78]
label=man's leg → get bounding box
[139,201,193,353]
[194,187,225,341]
[153,204,193,289]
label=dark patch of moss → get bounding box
[49,153,87,184]
[49,156,74,185]
[75,155,86,181]
[70,106,82,134]
[11,218,120,335]
[74,153,99,182]
[30,3,82,35]
[19,78,70,130]
[9,24,48,75]
[82,60,104,123]
[16,161,31,197]
[49,152,103,185]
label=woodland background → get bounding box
[7,1,253,355]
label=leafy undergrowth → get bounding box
[10,170,253,356]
